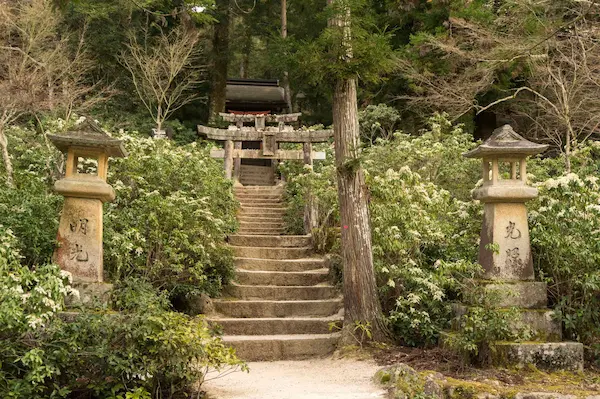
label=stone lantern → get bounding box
[49,120,127,285]
[462,125,584,371]
[464,125,547,282]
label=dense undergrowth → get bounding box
[0,117,243,398]
[282,111,600,362]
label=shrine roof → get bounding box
[464,125,548,158]
[48,119,127,158]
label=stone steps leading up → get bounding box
[239,221,286,230]
[234,257,327,272]
[226,284,338,300]
[237,229,286,235]
[208,316,342,335]
[239,201,287,208]
[213,298,343,318]
[239,207,287,217]
[211,184,342,361]
[235,269,329,285]
[223,333,341,361]
[236,194,283,201]
[238,216,285,224]
[229,234,311,248]
[232,246,312,260]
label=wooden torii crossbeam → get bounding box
[198,112,333,180]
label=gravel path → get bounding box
[203,358,387,399]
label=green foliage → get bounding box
[444,283,533,363]
[294,0,397,86]
[0,220,244,398]
[283,113,483,346]
[363,113,480,200]
[358,104,401,145]
[0,126,63,265]
[1,274,246,398]
[105,134,238,298]
[529,171,600,358]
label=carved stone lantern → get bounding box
[454,125,584,371]
[464,125,547,281]
[49,120,127,284]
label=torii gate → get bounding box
[198,112,333,184]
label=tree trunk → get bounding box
[333,78,388,343]
[0,125,15,188]
[565,126,572,173]
[281,0,293,113]
[209,0,231,123]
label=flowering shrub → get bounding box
[0,118,238,298]
[105,135,238,297]
[0,118,244,397]
[282,114,483,346]
[0,225,245,398]
[0,125,63,265]
[530,173,600,356]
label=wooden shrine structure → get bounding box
[198,112,333,186]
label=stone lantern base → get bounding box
[445,278,584,371]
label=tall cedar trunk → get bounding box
[281,0,293,113]
[208,0,231,123]
[0,125,14,188]
[333,78,388,343]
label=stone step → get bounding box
[237,229,285,235]
[208,316,342,335]
[239,203,287,209]
[227,284,338,300]
[238,199,284,206]
[239,207,287,217]
[236,269,328,286]
[240,182,277,187]
[239,221,285,230]
[213,298,343,318]
[236,194,283,201]
[229,235,311,248]
[239,181,276,186]
[238,216,285,224]
[232,246,312,260]
[235,186,284,193]
[223,333,340,361]
[235,257,327,272]
[490,342,584,371]
[240,180,281,190]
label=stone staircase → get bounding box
[209,185,343,361]
[239,164,276,187]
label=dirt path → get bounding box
[203,358,387,399]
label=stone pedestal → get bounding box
[479,202,534,281]
[54,176,114,283]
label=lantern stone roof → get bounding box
[464,125,548,158]
[48,119,127,158]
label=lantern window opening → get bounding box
[483,156,528,185]
[76,156,99,176]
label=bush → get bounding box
[105,135,238,298]
[0,125,63,265]
[0,117,239,299]
[0,233,245,398]
[530,172,600,358]
[358,104,401,145]
[282,113,483,346]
